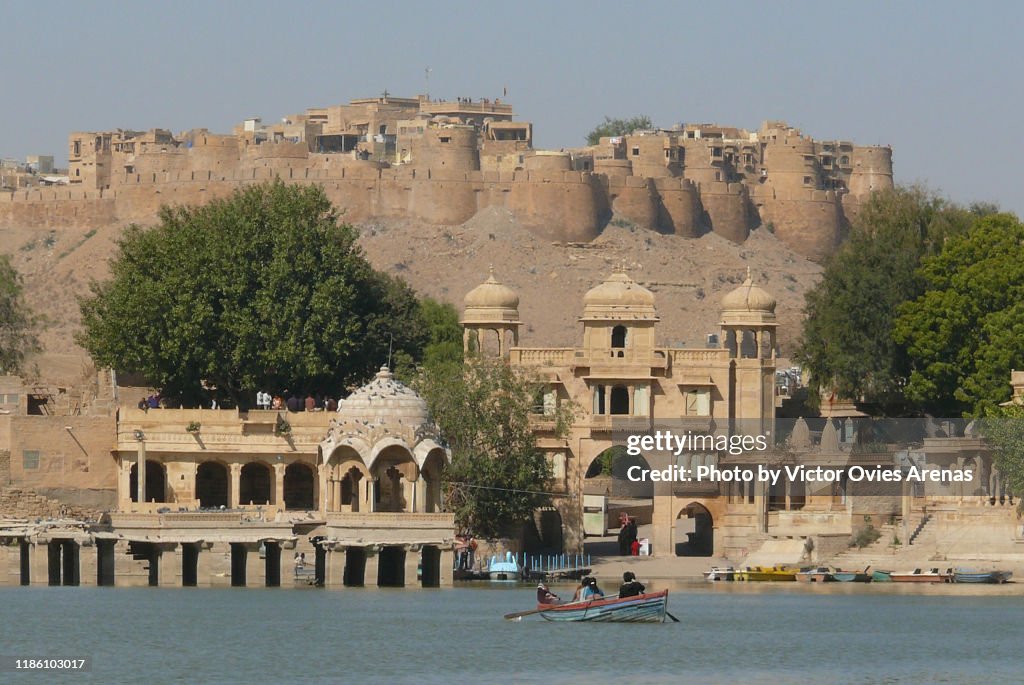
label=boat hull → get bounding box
[537,590,669,623]
[953,570,1013,584]
[833,572,871,583]
[736,566,797,582]
[871,570,892,582]
[890,572,950,583]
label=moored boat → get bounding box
[832,570,872,583]
[537,590,670,623]
[703,566,735,581]
[953,569,1013,584]
[871,569,893,582]
[486,552,521,581]
[736,565,797,582]
[890,568,951,583]
[795,567,834,583]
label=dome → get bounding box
[336,365,430,426]
[462,268,521,324]
[720,269,777,324]
[581,268,658,321]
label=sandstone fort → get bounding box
[1,92,893,262]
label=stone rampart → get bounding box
[1,160,869,260]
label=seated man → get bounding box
[619,571,646,598]
[536,582,560,604]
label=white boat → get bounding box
[703,566,735,581]
[487,552,521,581]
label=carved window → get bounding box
[684,389,711,417]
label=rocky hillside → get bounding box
[3,208,821,386]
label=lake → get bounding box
[1,581,1020,684]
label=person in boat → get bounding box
[580,576,604,601]
[536,582,560,604]
[619,571,646,598]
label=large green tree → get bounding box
[0,254,39,374]
[78,181,428,405]
[894,213,1024,416]
[413,358,573,538]
[795,187,983,414]
[980,404,1024,511]
[585,115,653,145]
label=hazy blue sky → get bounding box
[3,1,1021,214]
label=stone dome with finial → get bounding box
[461,266,521,324]
[336,365,431,426]
[720,268,777,325]
[581,265,658,321]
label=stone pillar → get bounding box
[229,463,241,508]
[439,548,454,586]
[136,440,147,508]
[318,463,329,516]
[118,461,132,509]
[651,493,674,557]
[78,542,97,587]
[333,480,342,512]
[363,549,379,588]
[29,541,49,586]
[414,478,426,513]
[159,544,178,587]
[326,546,346,588]
[246,544,262,587]
[404,546,421,588]
[273,463,286,509]
[0,543,11,586]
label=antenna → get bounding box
[425,67,432,98]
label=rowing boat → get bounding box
[952,569,1013,584]
[536,590,669,623]
[735,566,797,582]
[890,568,951,583]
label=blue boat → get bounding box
[537,590,669,623]
[832,570,872,583]
[953,569,1013,584]
[871,569,893,582]
[487,552,521,581]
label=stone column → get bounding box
[78,542,97,587]
[246,543,262,587]
[326,546,346,588]
[363,548,379,588]
[229,463,241,508]
[415,478,426,513]
[404,546,421,588]
[317,463,329,516]
[439,548,455,586]
[29,541,49,586]
[333,480,343,512]
[0,543,12,586]
[118,461,132,509]
[158,544,178,587]
[273,463,286,509]
[136,440,147,508]
[651,492,674,557]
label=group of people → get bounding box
[535,571,646,605]
[137,394,162,411]
[255,390,337,413]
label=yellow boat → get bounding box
[735,565,798,582]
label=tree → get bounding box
[413,358,573,538]
[585,115,654,145]
[979,404,1024,511]
[78,181,428,405]
[0,254,39,374]
[894,213,1024,416]
[795,187,982,414]
[393,297,463,379]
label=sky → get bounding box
[2,1,1021,215]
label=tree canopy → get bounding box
[585,115,654,145]
[78,181,428,405]
[413,357,573,538]
[894,213,1024,416]
[0,254,39,375]
[794,187,984,414]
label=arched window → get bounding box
[611,325,628,356]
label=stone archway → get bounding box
[420,449,446,513]
[130,460,167,503]
[283,463,316,510]
[585,445,654,498]
[196,462,228,508]
[675,502,714,557]
[372,445,417,513]
[240,462,272,505]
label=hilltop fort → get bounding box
[1,93,892,262]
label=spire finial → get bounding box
[486,264,497,282]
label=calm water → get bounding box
[1,582,1021,684]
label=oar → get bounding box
[503,607,545,621]
[665,611,681,623]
